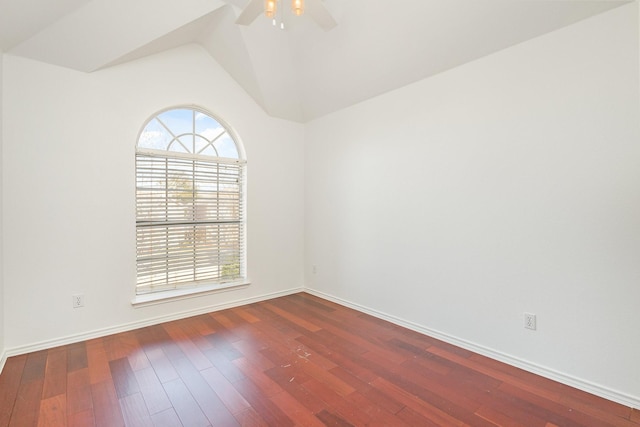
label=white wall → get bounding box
[305,4,640,406]
[2,43,305,350]
[0,51,5,362]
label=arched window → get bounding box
[135,107,246,296]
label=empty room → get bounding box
[0,0,639,425]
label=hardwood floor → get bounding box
[0,292,638,426]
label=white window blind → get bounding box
[135,108,245,295]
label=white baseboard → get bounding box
[4,286,304,359]
[0,349,7,375]
[304,288,640,410]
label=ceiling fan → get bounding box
[235,0,337,30]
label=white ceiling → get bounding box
[0,0,631,122]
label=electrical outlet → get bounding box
[524,313,536,330]
[312,265,317,274]
[72,294,84,308]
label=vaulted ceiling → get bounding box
[0,0,631,122]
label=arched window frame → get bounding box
[134,106,248,303]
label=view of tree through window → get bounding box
[135,107,246,294]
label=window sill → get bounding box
[131,281,250,308]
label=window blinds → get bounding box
[135,152,245,294]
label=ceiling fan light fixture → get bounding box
[292,0,304,16]
[265,0,277,18]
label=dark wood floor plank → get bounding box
[250,322,307,359]
[233,357,284,398]
[345,390,412,427]
[161,322,212,371]
[20,350,48,384]
[297,357,355,397]
[68,409,95,427]
[66,342,89,373]
[36,394,66,427]
[136,325,185,364]
[233,407,268,427]
[42,348,67,400]
[86,340,111,385]
[278,296,407,348]
[91,380,125,427]
[469,351,571,400]
[103,333,136,362]
[286,293,343,316]
[155,333,186,364]
[231,338,276,372]
[118,332,151,372]
[315,409,355,427]
[119,392,153,427]
[299,339,345,369]
[66,367,93,417]
[384,329,438,353]
[294,335,379,384]
[559,390,637,425]
[317,319,410,367]
[109,358,140,399]
[204,313,241,343]
[206,331,244,361]
[474,404,531,427]
[398,358,496,411]
[0,355,27,427]
[328,366,404,415]
[208,312,237,330]
[298,329,368,361]
[427,337,476,359]
[174,318,215,354]
[269,391,326,427]
[170,356,239,426]
[200,366,251,415]
[371,376,466,426]
[247,304,304,341]
[0,293,637,427]
[250,320,340,373]
[272,298,379,346]
[133,367,172,416]
[150,408,183,427]
[481,388,552,427]
[263,365,326,414]
[302,378,372,426]
[429,344,568,403]
[287,293,337,313]
[8,378,44,427]
[405,346,456,376]
[430,343,638,427]
[134,326,164,351]
[395,406,442,427]
[262,301,323,332]
[144,348,179,384]
[211,310,248,332]
[383,336,430,358]
[185,315,217,335]
[162,378,210,427]
[373,361,497,427]
[231,306,262,324]
[232,377,295,427]
[203,346,246,383]
[498,382,635,427]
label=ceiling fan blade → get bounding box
[235,0,264,26]
[306,0,337,30]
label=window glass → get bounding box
[135,107,245,295]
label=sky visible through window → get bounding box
[138,108,239,159]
